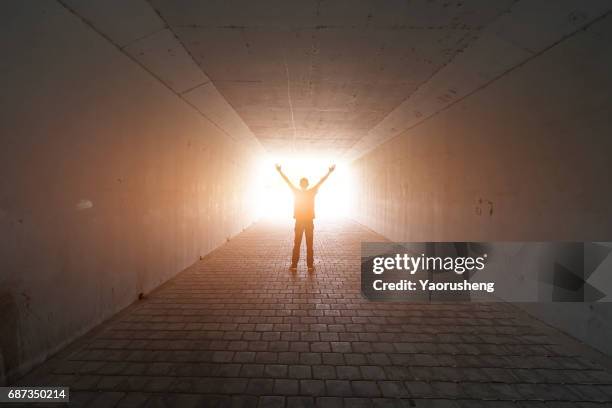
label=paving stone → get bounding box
[300,353,322,365]
[247,378,274,395]
[361,365,387,380]
[331,342,352,353]
[241,364,265,377]
[300,379,326,396]
[343,397,374,407]
[379,381,409,398]
[264,364,288,378]
[289,365,312,379]
[286,396,315,408]
[337,365,362,380]
[321,353,345,365]
[312,365,336,380]
[258,396,285,408]
[274,379,299,395]
[351,380,381,397]
[325,380,353,396]
[315,397,343,408]
[231,395,258,408]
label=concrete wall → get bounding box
[351,15,612,354]
[0,2,261,383]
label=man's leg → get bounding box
[305,220,314,268]
[291,220,304,267]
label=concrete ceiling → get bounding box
[65,0,612,159]
[149,0,513,157]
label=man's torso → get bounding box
[293,188,317,220]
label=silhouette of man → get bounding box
[275,164,335,272]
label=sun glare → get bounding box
[254,156,354,220]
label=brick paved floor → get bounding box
[20,219,612,407]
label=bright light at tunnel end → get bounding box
[252,155,355,221]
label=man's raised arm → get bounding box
[275,164,297,190]
[312,164,336,190]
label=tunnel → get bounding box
[2,1,612,406]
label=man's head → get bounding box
[299,177,309,190]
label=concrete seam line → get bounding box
[145,0,264,150]
[55,0,240,145]
[284,58,298,154]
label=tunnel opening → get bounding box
[254,156,354,221]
